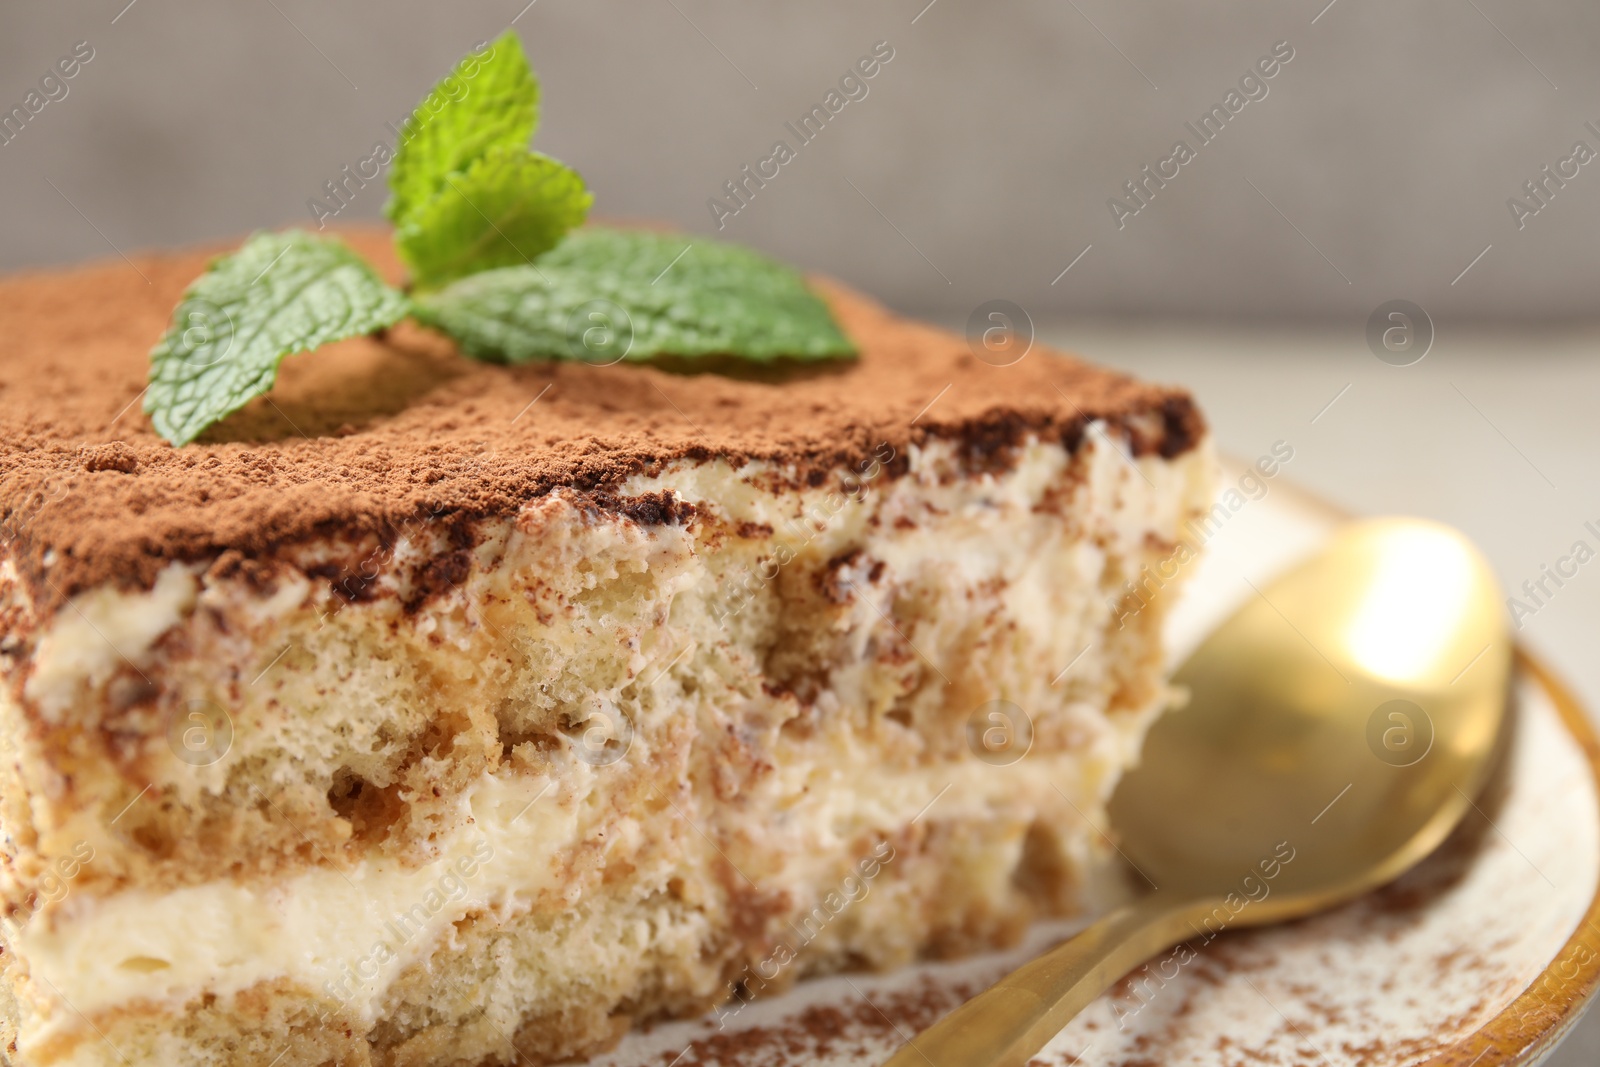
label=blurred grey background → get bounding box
[4,2,1600,1061]
[3,1,1599,322]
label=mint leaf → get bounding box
[385,30,539,229]
[412,228,856,364]
[145,232,409,446]
[395,146,592,288]
[386,32,591,289]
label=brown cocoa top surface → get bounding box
[0,227,1202,617]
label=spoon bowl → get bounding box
[1112,516,1511,913]
[882,517,1511,1067]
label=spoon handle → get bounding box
[878,893,1202,1067]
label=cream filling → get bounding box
[16,749,1120,1047]
[23,564,198,723]
[18,770,571,1035]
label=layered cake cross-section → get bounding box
[0,231,1215,1067]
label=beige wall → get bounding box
[2,1,1597,324]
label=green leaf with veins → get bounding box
[395,146,592,288]
[144,231,410,446]
[384,30,539,228]
[412,227,857,364]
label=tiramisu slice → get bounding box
[0,231,1214,1067]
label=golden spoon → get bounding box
[882,517,1511,1067]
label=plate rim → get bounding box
[1263,469,1600,1067]
[1419,650,1600,1067]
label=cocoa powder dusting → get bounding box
[0,226,1203,620]
[656,976,979,1066]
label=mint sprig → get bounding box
[385,32,540,229]
[413,228,855,364]
[144,31,853,447]
[145,232,408,446]
[387,30,590,289]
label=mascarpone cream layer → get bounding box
[18,749,1119,1047]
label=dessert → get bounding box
[0,230,1214,1066]
[0,26,1217,1065]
